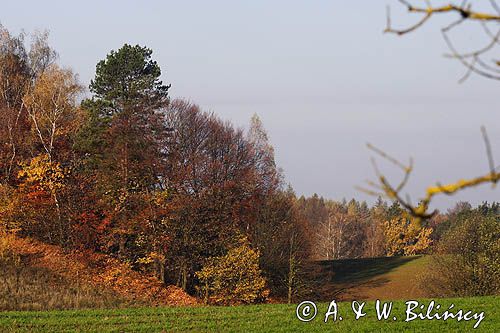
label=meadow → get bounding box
[2,241,497,332]
[0,296,498,332]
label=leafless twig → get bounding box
[385,0,500,82]
[361,128,500,222]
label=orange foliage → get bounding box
[8,235,198,306]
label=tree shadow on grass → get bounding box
[320,256,420,284]
[304,256,421,301]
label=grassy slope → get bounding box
[1,296,498,332]
[2,234,431,311]
[0,235,196,310]
[312,255,430,301]
[0,257,128,311]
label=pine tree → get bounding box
[77,44,171,259]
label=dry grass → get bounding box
[310,255,431,301]
[0,232,198,310]
[0,256,128,311]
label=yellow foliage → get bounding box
[384,217,433,256]
[18,154,66,194]
[136,252,165,266]
[151,190,169,207]
[196,242,268,305]
[23,65,82,137]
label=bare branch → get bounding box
[490,0,500,15]
[407,4,500,21]
[386,1,500,82]
[481,126,497,185]
[442,28,500,80]
[362,128,499,222]
[385,11,432,35]
[458,56,477,83]
[367,143,411,172]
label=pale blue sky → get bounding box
[2,0,499,210]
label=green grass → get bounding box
[1,296,498,332]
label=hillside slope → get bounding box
[308,256,430,301]
[0,235,197,310]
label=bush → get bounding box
[196,242,268,305]
[421,211,500,297]
[384,216,433,256]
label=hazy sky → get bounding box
[2,1,499,211]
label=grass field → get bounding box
[1,253,497,332]
[320,255,430,300]
[1,296,498,332]
[308,255,430,301]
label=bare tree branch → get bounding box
[362,128,499,223]
[385,0,500,82]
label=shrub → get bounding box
[384,216,433,256]
[421,211,500,297]
[196,242,268,305]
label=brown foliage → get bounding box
[1,24,313,303]
[5,234,198,306]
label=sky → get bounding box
[2,0,499,211]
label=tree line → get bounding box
[301,194,499,296]
[1,24,497,303]
[299,195,434,260]
[0,25,310,303]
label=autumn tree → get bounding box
[77,44,170,259]
[159,100,259,291]
[13,155,67,243]
[315,200,367,260]
[0,25,57,184]
[317,212,350,260]
[23,65,82,162]
[0,26,82,246]
[249,188,311,302]
[247,114,280,195]
[245,117,310,301]
[384,213,433,256]
[296,194,329,227]
[363,197,387,258]
[0,27,30,184]
[196,240,268,305]
[20,65,81,245]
